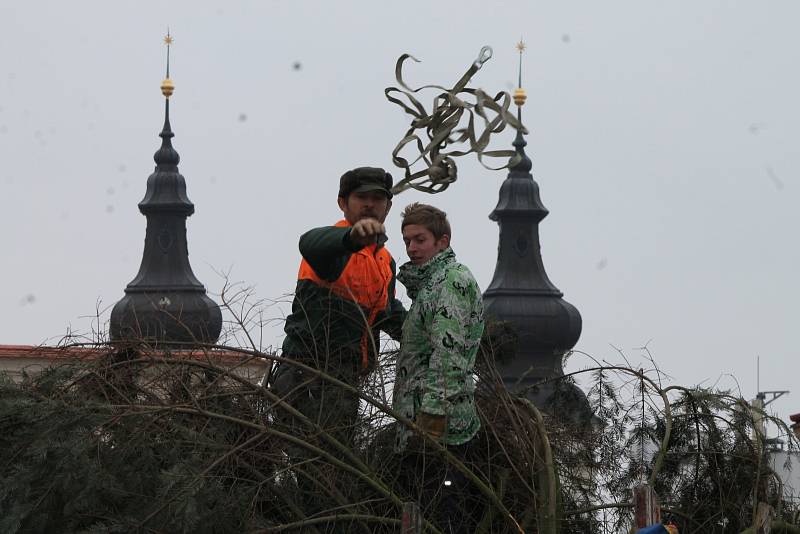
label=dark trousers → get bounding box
[397,440,482,533]
[271,362,360,447]
[270,360,362,530]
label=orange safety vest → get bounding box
[297,220,394,371]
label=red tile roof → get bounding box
[0,345,272,363]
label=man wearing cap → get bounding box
[273,167,406,449]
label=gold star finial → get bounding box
[513,38,527,107]
[161,29,175,98]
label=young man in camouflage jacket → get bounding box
[394,203,484,452]
[394,203,485,532]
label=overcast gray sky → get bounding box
[1,1,798,419]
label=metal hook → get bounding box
[474,46,493,69]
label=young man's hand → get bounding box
[349,218,386,247]
[416,412,447,439]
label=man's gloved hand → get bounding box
[349,218,386,248]
[416,412,447,440]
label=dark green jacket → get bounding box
[281,222,406,374]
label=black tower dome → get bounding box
[482,44,587,419]
[110,35,221,347]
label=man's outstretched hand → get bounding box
[349,218,386,248]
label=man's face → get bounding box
[402,224,450,265]
[338,191,391,225]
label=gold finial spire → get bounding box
[513,39,527,107]
[160,29,175,98]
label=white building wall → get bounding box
[772,450,800,503]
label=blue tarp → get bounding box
[638,525,667,534]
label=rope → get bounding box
[385,46,528,195]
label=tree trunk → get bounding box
[402,501,422,534]
[755,502,774,534]
[632,484,660,529]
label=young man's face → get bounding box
[338,191,391,225]
[402,224,450,265]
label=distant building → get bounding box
[0,345,268,384]
[769,413,800,503]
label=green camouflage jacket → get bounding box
[394,247,484,451]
